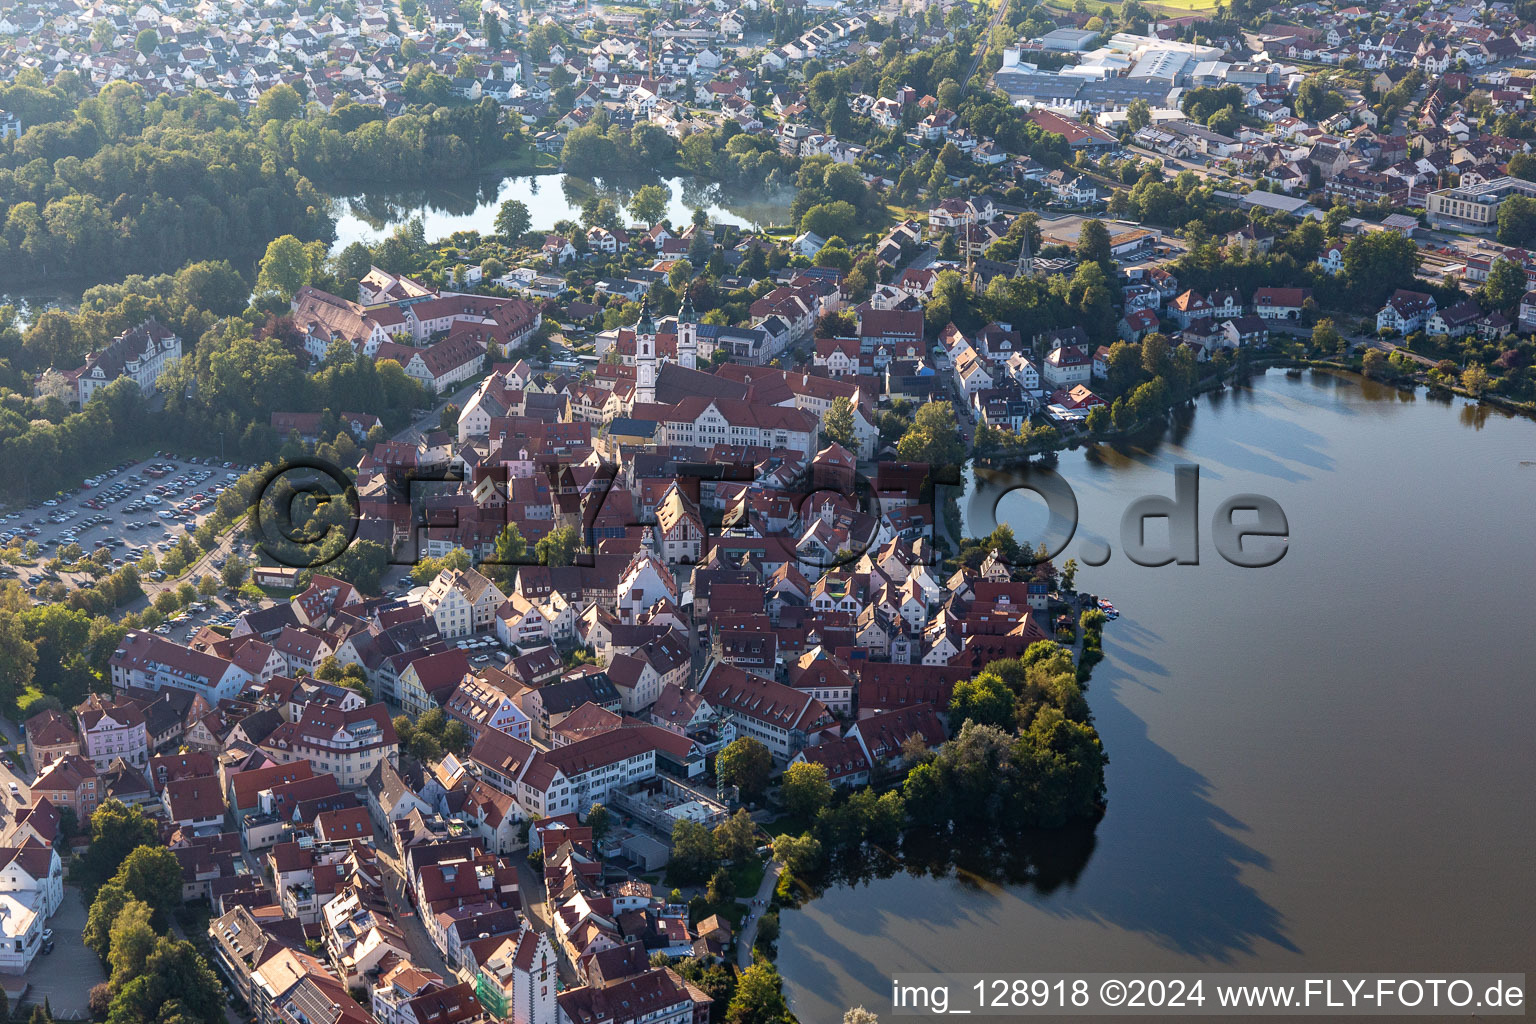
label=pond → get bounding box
[330,173,794,252]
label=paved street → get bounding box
[369,821,451,980]
[17,885,104,1019]
[735,859,783,969]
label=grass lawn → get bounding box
[759,817,804,838]
[727,856,767,898]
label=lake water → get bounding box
[330,173,791,252]
[778,370,1536,1022]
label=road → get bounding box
[735,859,783,969]
[0,715,31,816]
[370,820,452,980]
[390,377,489,446]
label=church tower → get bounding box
[634,298,656,406]
[677,292,698,371]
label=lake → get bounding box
[330,173,793,252]
[778,370,1536,1021]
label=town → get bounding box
[4,0,1536,1019]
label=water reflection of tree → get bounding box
[784,822,1098,908]
[345,178,507,228]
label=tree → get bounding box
[706,867,735,905]
[669,818,717,884]
[1481,257,1527,311]
[823,398,854,449]
[1140,332,1170,378]
[1126,99,1151,131]
[586,803,612,842]
[1361,348,1387,379]
[716,737,773,799]
[113,846,183,922]
[1312,317,1345,355]
[495,199,531,241]
[780,761,832,821]
[1295,77,1345,121]
[629,184,669,227]
[107,899,156,989]
[253,84,303,125]
[1342,230,1420,306]
[0,614,37,709]
[712,808,757,862]
[1461,362,1491,396]
[536,525,579,566]
[948,672,1015,732]
[773,832,823,874]
[845,1008,881,1024]
[135,29,158,55]
[896,401,964,467]
[84,881,133,961]
[1075,218,1113,268]
[76,800,158,901]
[439,403,460,434]
[725,960,789,1024]
[256,235,313,301]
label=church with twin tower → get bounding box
[632,294,697,406]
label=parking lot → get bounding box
[0,454,254,601]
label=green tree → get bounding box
[75,801,158,901]
[536,525,579,566]
[1342,230,1420,306]
[716,737,773,799]
[1480,257,1527,310]
[712,808,757,862]
[255,235,313,301]
[83,881,133,961]
[773,831,823,874]
[1074,218,1113,268]
[895,402,964,467]
[107,899,156,989]
[1497,194,1536,246]
[725,959,790,1024]
[629,184,669,227]
[669,818,717,885]
[0,613,38,709]
[706,867,735,905]
[948,672,1015,733]
[1126,99,1151,131]
[112,846,183,922]
[1311,317,1345,355]
[586,803,612,842]
[1295,77,1345,120]
[253,83,303,124]
[495,199,531,241]
[1362,348,1387,379]
[780,761,833,821]
[135,29,158,55]
[1461,362,1491,396]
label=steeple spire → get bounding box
[679,291,696,323]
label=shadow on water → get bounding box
[1063,649,1300,960]
[784,643,1296,1013]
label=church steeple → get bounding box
[676,292,697,371]
[634,298,657,406]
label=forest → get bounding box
[0,77,511,287]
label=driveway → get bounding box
[18,885,105,1019]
